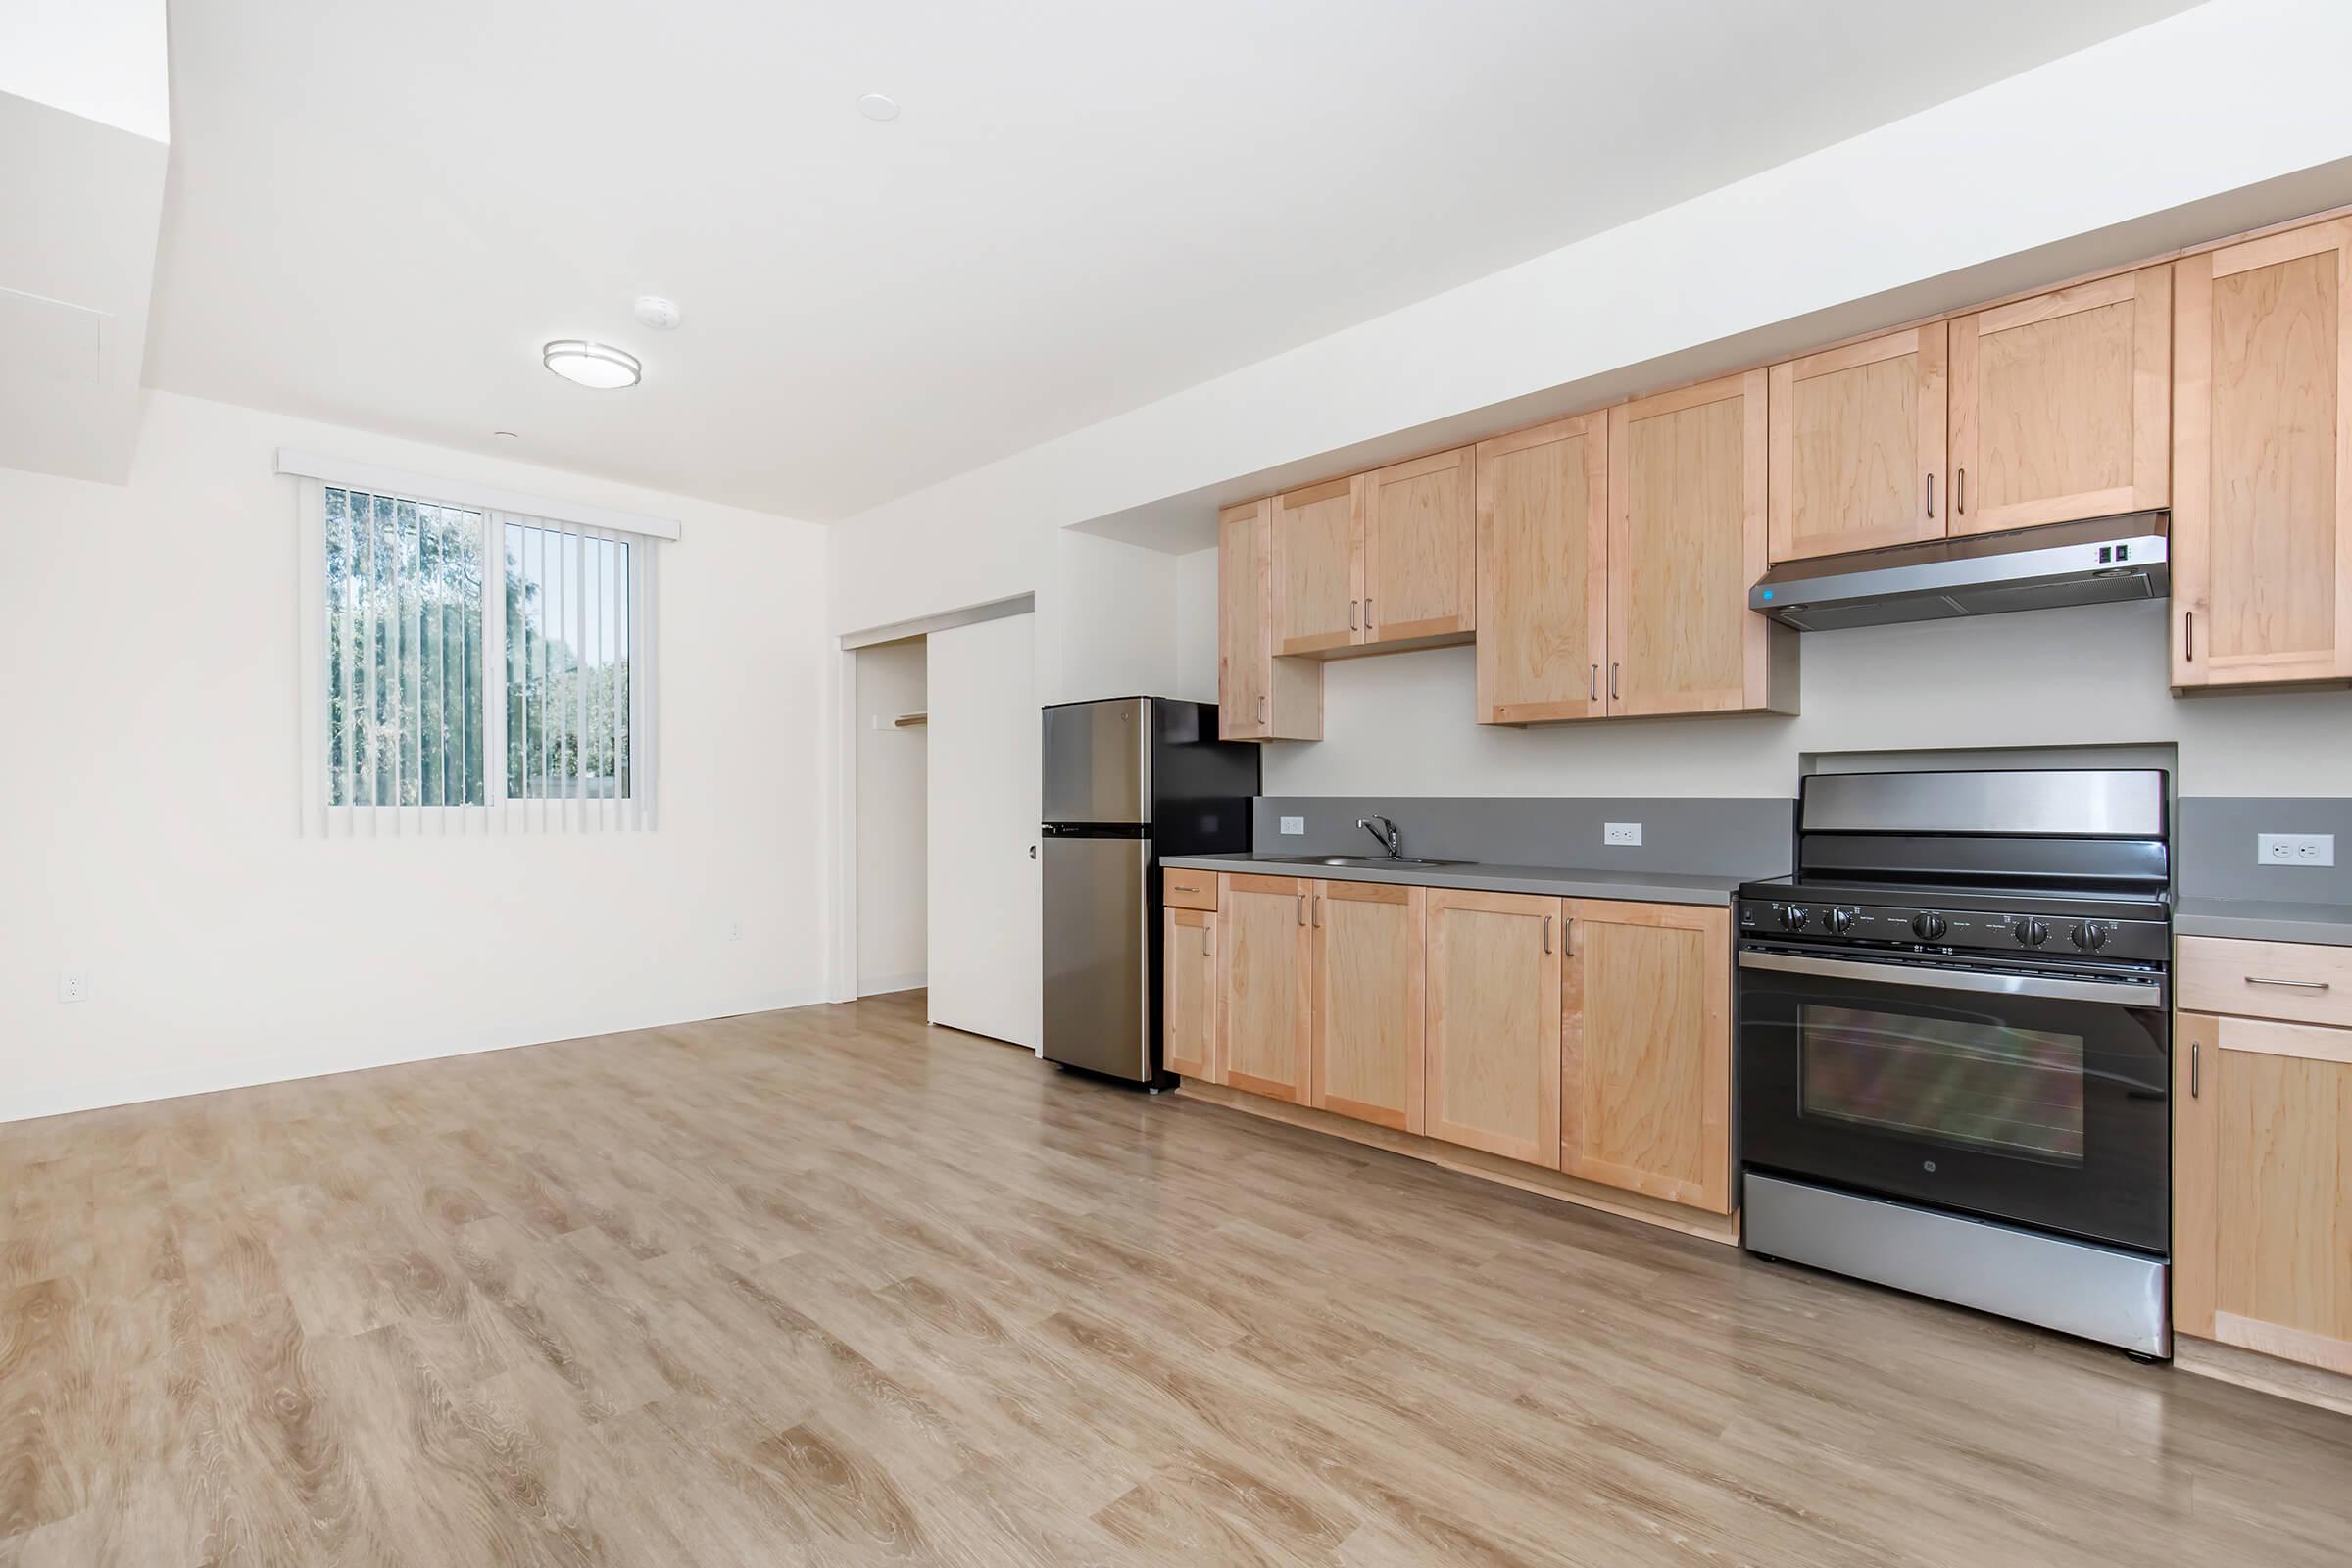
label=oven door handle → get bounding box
[1738,949,2166,1008]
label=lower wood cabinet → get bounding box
[2176,1008,2352,1377]
[1425,889,1562,1167]
[1561,900,1733,1214]
[1216,874,1313,1102]
[1162,906,1219,1081]
[1310,881,1425,1133]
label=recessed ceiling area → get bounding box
[146,0,2197,521]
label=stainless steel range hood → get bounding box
[1749,513,2168,632]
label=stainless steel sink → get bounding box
[1259,855,1475,868]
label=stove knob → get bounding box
[2013,916,2051,948]
[2070,920,2114,952]
[1824,906,1858,936]
[1781,904,1810,932]
[1911,911,1948,942]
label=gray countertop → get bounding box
[2175,897,2352,948]
[1157,853,1751,906]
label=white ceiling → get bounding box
[145,0,2196,522]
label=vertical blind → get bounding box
[301,479,660,835]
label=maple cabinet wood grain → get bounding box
[1162,906,1220,1082]
[1216,499,1321,740]
[2177,1009,2352,1377]
[1768,323,1948,563]
[1272,476,1362,656]
[2174,217,2352,690]
[1310,881,1425,1133]
[1948,266,2170,536]
[1607,370,1794,717]
[1217,873,1312,1102]
[1361,446,1476,646]
[1559,900,1732,1213]
[1475,412,1610,724]
[1424,889,1562,1167]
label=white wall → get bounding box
[0,391,831,1122]
[1237,601,2352,800]
[1172,546,1219,705]
[855,640,927,994]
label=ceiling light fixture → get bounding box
[542,339,641,389]
[492,429,519,440]
[857,92,901,122]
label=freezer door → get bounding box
[1041,834,1152,1080]
[1041,698,1152,825]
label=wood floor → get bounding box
[5,992,2350,1567]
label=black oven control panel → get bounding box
[1737,898,2170,963]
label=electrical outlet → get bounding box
[1280,815,1305,835]
[1604,822,1642,847]
[725,918,745,943]
[2258,833,2335,867]
[58,969,89,1004]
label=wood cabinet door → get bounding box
[1217,874,1312,1102]
[1271,476,1362,655]
[1162,906,1219,1081]
[1768,323,1948,562]
[1310,881,1424,1133]
[1606,370,1775,716]
[1475,412,1609,724]
[1559,901,1732,1213]
[2176,1011,2352,1375]
[1361,447,1475,645]
[2174,219,2352,689]
[1424,890,1562,1166]
[1948,265,2171,536]
[1216,500,1272,739]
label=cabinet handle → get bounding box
[2183,611,2194,662]
[1544,913,1553,954]
[1956,467,1967,514]
[1297,893,1306,925]
[1610,663,1620,701]
[1202,926,1212,957]
[1364,597,1374,629]
[1257,693,1267,723]
[1350,600,1359,630]
[1926,472,1935,519]
[1563,916,1575,957]
[2246,976,2330,991]
[2190,1040,2199,1099]
[1589,663,1598,702]
[1314,895,1323,927]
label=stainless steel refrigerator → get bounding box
[1040,697,1258,1083]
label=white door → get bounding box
[926,612,1041,1048]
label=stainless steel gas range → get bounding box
[1735,768,2172,1357]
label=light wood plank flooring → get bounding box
[5,990,2349,1566]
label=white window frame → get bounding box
[285,449,672,835]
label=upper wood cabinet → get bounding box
[1768,323,1947,563]
[1360,447,1476,646]
[2176,1009,2352,1376]
[1559,901,1732,1214]
[1162,906,1219,1082]
[1217,874,1312,1103]
[1948,266,2171,535]
[1424,889,1562,1167]
[1608,370,1793,717]
[2173,217,2352,690]
[1271,476,1361,655]
[1475,413,1609,724]
[1216,500,1320,741]
[1310,881,1425,1134]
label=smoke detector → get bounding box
[632,296,681,331]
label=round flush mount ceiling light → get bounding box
[857,92,901,122]
[542,339,642,389]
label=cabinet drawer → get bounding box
[1161,870,1218,910]
[2179,936,2352,1027]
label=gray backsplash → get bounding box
[1251,797,1795,878]
[2177,797,2352,905]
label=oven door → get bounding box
[1738,946,2169,1254]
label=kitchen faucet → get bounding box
[1356,815,1402,859]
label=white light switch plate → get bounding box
[1280,815,1305,835]
[2259,833,2335,866]
[1604,822,1642,847]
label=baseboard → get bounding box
[1175,1081,1741,1247]
[2175,1332,2352,1418]
[857,971,927,997]
[0,986,828,1127]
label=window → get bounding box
[291,452,669,832]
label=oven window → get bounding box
[1798,1004,2086,1164]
